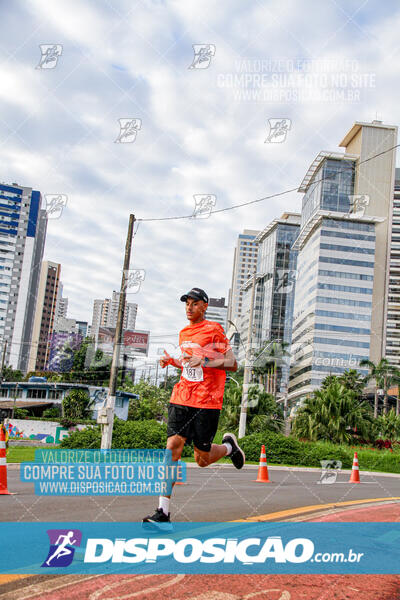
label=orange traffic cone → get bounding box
[0,426,11,495]
[174,460,185,485]
[349,452,360,483]
[253,444,271,483]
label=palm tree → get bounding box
[337,369,367,397]
[360,358,400,417]
[252,340,290,396]
[375,409,400,442]
[292,380,373,444]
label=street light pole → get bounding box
[0,340,7,383]
[238,270,257,439]
[100,214,135,449]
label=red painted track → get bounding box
[1,503,400,600]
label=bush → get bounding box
[59,421,400,473]
[358,448,400,473]
[59,418,194,456]
[240,432,353,468]
[42,407,61,419]
[125,381,169,422]
[60,426,101,449]
[61,389,93,427]
[60,419,167,450]
[13,408,30,419]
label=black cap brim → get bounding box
[180,293,208,303]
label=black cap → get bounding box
[180,287,209,303]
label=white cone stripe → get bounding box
[0,442,5,449]
[352,466,359,470]
[259,461,268,467]
[0,458,6,465]
[260,453,266,458]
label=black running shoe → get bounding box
[222,432,245,469]
[142,508,173,531]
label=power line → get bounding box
[137,143,400,223]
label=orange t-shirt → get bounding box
[169,319,231,410]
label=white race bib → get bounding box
[182,363,204,382]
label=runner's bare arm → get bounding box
[160,350,183,369]
[186,349,237,372]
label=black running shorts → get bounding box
[167,403,221,452]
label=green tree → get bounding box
[375,409,400,442]
[247,387,284,434]
[220,379,242,431]
[61,389,93,427]
[321,374,339,389]
[337,369,367,397]
[252,341,290,395]
[360,358,400,416]
[292,380,373,444]
[124,380,169,422]
[162,371,181,392]
[220,378,283,435]
[2,366,23,382]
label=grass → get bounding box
[6,447,39,463]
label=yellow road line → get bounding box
[233,497,400,522]
[0,575,34,585]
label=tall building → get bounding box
[27,261,60,372]
[237,213,300,389]
[91,291,138,337]
[227,229,259,329]
[0,183,47,372]
[54,283,68,329]
[386,168,400,367]
[206,297,228,330]
[288,121,397,405]
[75,320,88,338]
[53,316,77,334]
[254,213,301,393]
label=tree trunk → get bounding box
[383,394,388,415]
[397,395,400,417]
[374,389,378,419]
[383,374,388,415]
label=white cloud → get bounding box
[1,0,400,355]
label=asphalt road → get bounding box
[1,500,400,599]
[3,463,400,522]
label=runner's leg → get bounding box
[194,443,227,467]
[164,434,186,498]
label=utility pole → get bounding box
[0,340,7,383]
[11,383,19,419]
[164,365,169,389]
[100,214,135,449]
[238,270,257,439]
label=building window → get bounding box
[27,389,47,399]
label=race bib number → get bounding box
[182,363,204,382]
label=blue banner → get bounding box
[20,450,185,496]
[20,461,185,496]
[2,522,400,574]
[34,449,171,463]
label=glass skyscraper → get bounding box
[239,213,300,395]
[289,121,398,405]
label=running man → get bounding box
[45,531,77,566]
[143,287,245,529]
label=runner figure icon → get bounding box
[45,531,77,566]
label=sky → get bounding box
[1,0,400,366]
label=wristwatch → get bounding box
[203,357,210,367]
